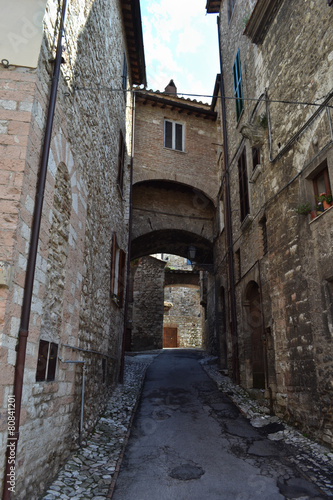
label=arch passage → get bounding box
[131,180,216,265]
[131,229,213,268]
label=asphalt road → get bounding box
[112,349,326,500]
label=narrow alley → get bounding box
[112,350,329,500]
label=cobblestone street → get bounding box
[41,350,333,499]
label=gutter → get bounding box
[217,16,239,384]
[2,1,68,498]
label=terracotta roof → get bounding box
[135,89,217,120]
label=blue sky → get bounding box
[140,0,220,103]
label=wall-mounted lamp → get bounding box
[188,245,196,262]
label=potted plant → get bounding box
[295,202,311,215]
[317,193,326,212]
[325,193,333,208]
[317,192,332,211]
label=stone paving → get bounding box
[41,350,333,499]
[201,357,333,497]
[41,353,158,500]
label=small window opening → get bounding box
[36,340,58,382]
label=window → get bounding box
[36,340,58,382]
[260,216,268,255]
[227,0,237,22]
[233,50,244,121]
[122,52,127,91]
[238,148,250,222]
[111,233,126,307]
[252,147,260,170]
[164,120,184,151]
[313,166,331,200]
[117,130,125,193]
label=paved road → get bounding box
[112,349,325,500]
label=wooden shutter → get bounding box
[175,123,183,151]
[238,148,249,222]
[117,249,126,307]
[165,120,172,148]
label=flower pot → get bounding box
[323,200,332,210]
[311,210,317,219]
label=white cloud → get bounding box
[141,0,219,99]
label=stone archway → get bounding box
[244,281,265,389]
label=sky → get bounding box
[140,0,220,103]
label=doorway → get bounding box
[245,281,265,389]
[163,327,178,348]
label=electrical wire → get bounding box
[72,85,333,109]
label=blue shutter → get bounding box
[233,50,244,121]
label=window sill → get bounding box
[250,164,262,183]
[163,146,186,154]
[309,204,333,223]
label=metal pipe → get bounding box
[80,367,85,439]
[61,343,117,360]
[217,16,239,383]
[119,90,136,383]
[2,2,68,498]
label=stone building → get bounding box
[129,254,202,350]
[129,81,219,351]
[163,255,202,349]
[0,0,145,497]
[206,0,333,446]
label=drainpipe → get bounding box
[119,90,136,383]
[217,16,239,384]
[2,2,68,499]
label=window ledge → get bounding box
[240,214,254,231]
[309,204,333,223]
[243,0,283,45]
[250,164,262,183]
[163,147,186,154]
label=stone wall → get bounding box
[213,0,333,446]
[0,0,140,496]
[130,256,166,351]
[164,285,202,348]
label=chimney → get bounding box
[165,79,177,96]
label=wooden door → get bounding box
[163,327,178,348]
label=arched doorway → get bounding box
[245,281,265,389]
